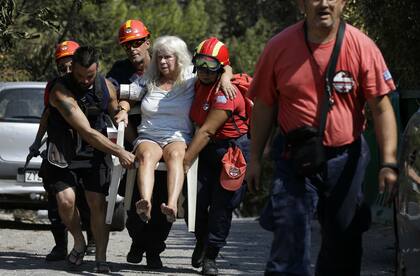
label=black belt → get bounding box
[324,137,361,157]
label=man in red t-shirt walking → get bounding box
[248,1,398,275]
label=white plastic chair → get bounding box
[124,153,198,233]
[105,122,125,225]
[105,120,198,232]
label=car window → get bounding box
[0,87,44,122]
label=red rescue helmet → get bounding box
[55,41,80,61]
[118,19,150,45]
[194,37,230,66]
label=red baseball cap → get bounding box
[220,146,247,191]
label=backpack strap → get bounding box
[229,84,249,136]
[304,20,346,137]
[95,74,110,111]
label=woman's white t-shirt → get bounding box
[135,70,196,145]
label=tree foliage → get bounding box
[361,0,420,88]
[0,0,62,80]
[1,0,418,86]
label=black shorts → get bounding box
[40,160,110,195]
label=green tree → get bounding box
[134,0,183,39]
[228,18,273,74]
[178,0,208,50]
[225,0,299,74]
[220,0,259,38]
[66,0,128,74]
[0,0,129,81]
[0,0,63,80]
[361,0,420,88]
[203,0,224,37]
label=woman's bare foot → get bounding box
[161,203,177,223]
[135,199,151,222]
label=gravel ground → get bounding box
[0,213,394,275]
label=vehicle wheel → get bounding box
[111,202,125,231]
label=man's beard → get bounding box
[77,81,92,92]
[71,75,94,93]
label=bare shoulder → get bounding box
[49,82,77,117]
[50,82,74,104]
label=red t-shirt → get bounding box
[249,21,396,146]
[190,82,248,140]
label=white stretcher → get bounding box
[105,121,198,232]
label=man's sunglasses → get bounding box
[193,55,221,72]
[122,38,147,50]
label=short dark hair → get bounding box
[72,46,99,67]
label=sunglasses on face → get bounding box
[193,55,221,72]
[122,38,147,50]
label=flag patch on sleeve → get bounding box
[383,70,392,81]
[216,95,227,104]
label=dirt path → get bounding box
[0,217,394,275]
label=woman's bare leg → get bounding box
[161,141,187,222]
[135,141,163,222]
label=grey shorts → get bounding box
[133,135,187,150]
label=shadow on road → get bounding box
[112,263,197,275]
[0,220,50,230]
[209,219,269,274]
[0,251,198,275]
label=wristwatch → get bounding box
[117,105,127,112]
[380,162,399,173]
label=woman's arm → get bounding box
[184,109,229,172]
[218,65,236,99]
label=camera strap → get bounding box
[304,20,346,137]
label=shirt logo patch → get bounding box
[216,95,227,104]
[332,71,354,93]
[383,70,392,81]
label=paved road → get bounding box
[0,217,394,275]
